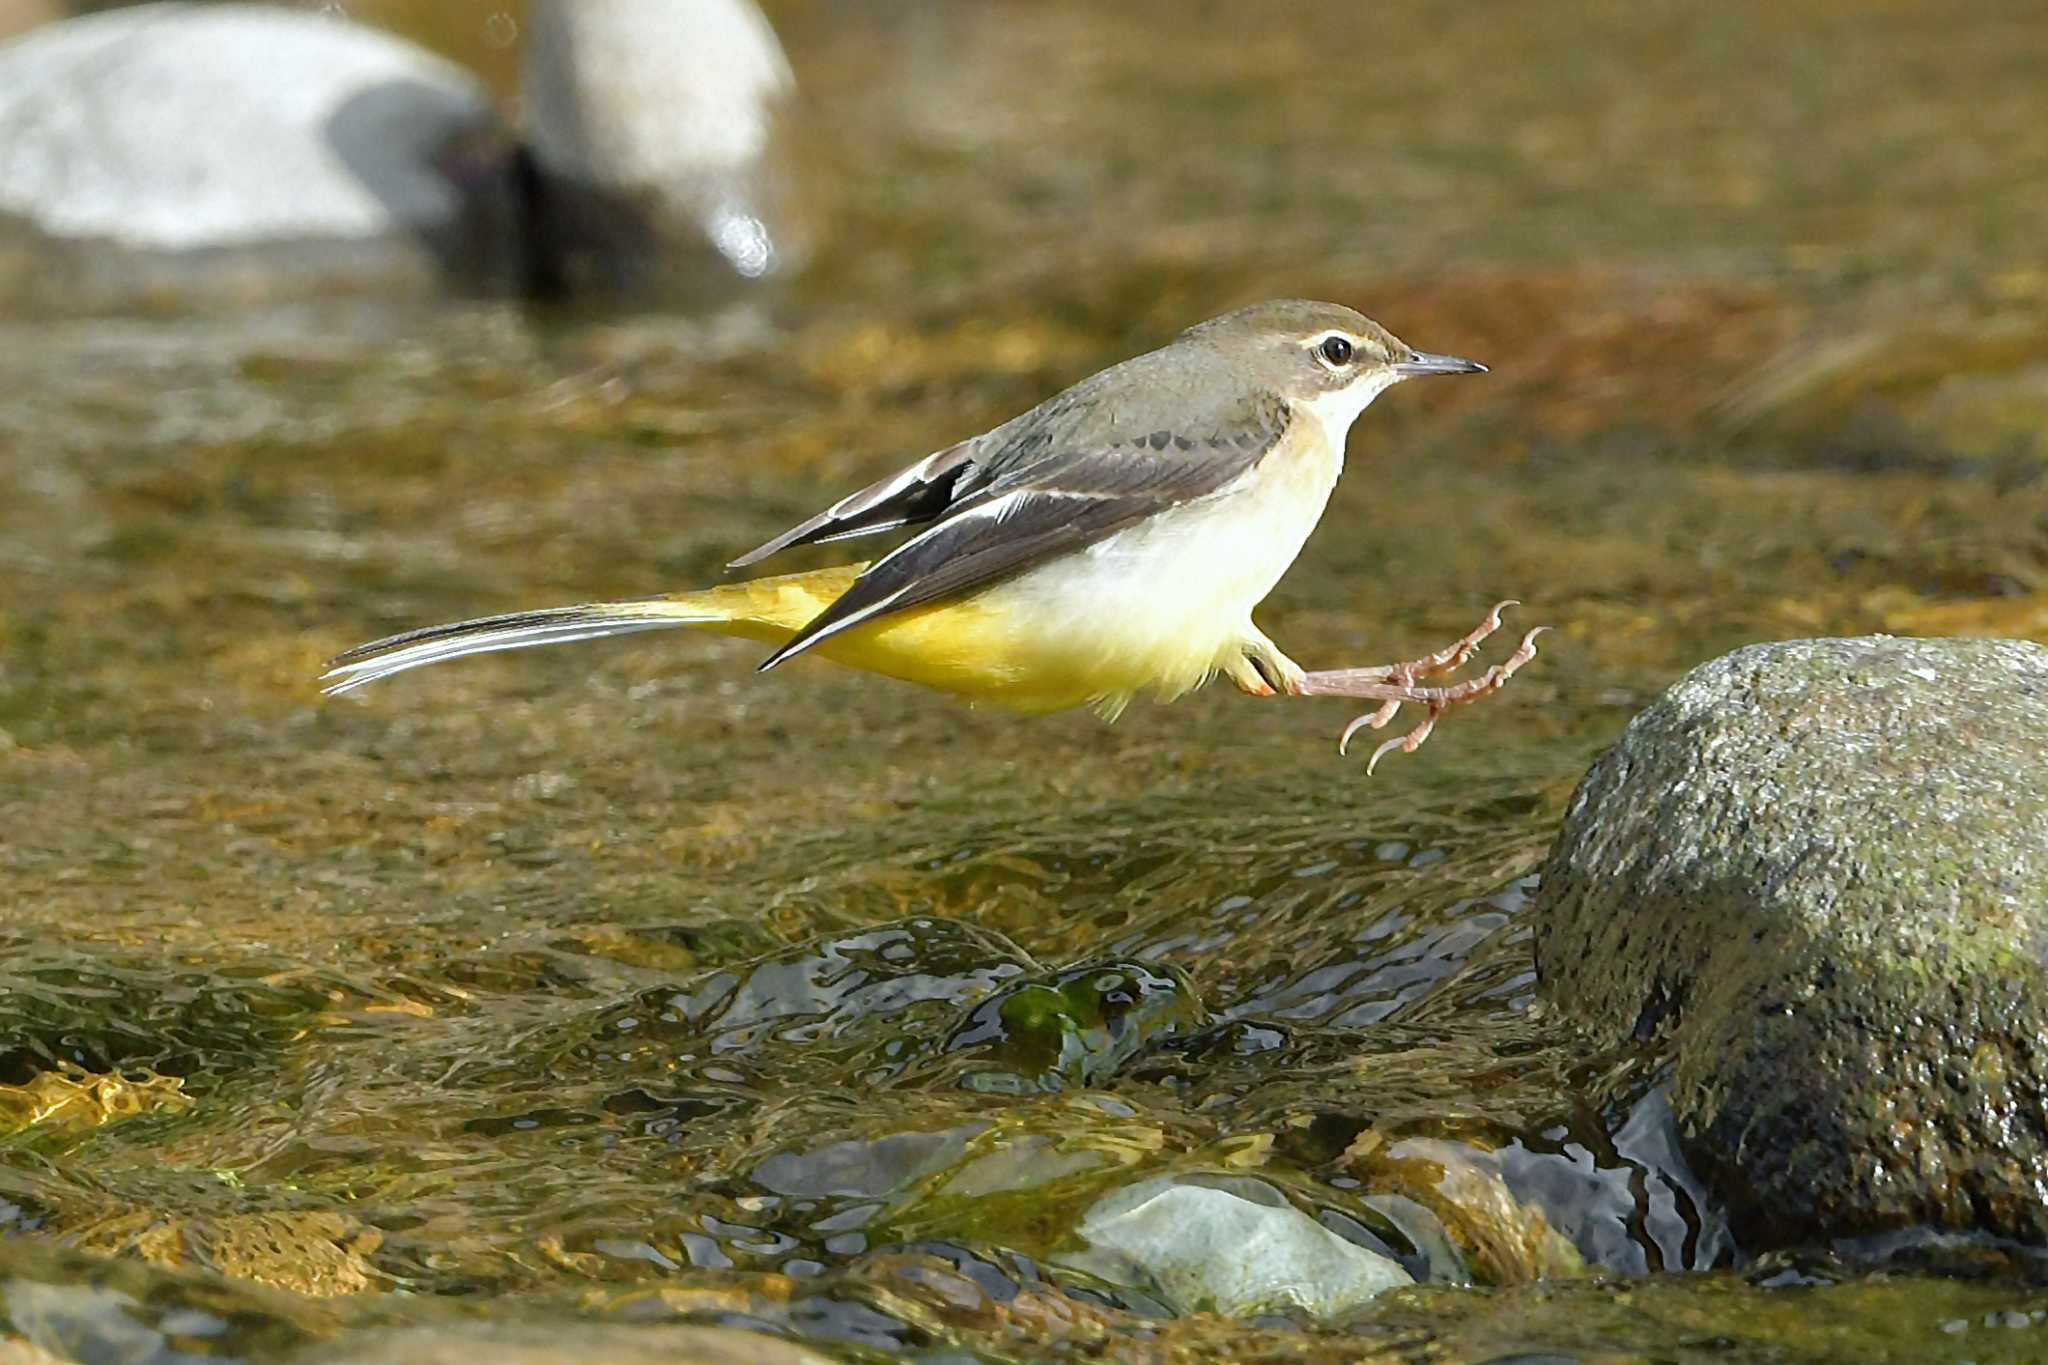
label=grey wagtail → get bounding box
[323,299,1543,769]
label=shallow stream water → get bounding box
[4,2,2048,1360]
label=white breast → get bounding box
[975,405,1359,712]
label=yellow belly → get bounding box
[661,567,1072,710]
[683,437,1341,715]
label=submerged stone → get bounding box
[576,917,1034,1086]
[1065,1175,1413,1318]
[939,960,1203,1093]
[753,1124,987,1200]
[1534,636,2048,1247]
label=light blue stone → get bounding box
[1068,1175,1414,1318]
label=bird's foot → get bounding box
[1226,628,1309,698]
[1295,601,1546,772]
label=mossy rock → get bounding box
[1534,637,2048,1246]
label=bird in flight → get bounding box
[323,299,1542,770]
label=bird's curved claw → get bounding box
[1312,620,1548,772]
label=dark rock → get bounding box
[1534,636,2048,1247]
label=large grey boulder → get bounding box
[1534,636,2048,1246]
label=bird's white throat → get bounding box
[1296,371,1404,452]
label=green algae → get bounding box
[937,960,1205,1094]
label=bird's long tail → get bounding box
[320,565,865,696]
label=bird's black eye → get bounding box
[1318,335,1354,366]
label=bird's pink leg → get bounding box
[1288,602,1546,772]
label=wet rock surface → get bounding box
[1535,636,2048,1246]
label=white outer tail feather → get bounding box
[320,606,715,696]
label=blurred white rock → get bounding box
[0,6,502,251]
[523,0,806,289]
[0,0,810,304]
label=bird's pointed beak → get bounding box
[1394,351,1487,378]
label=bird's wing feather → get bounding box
[758,403,1290,669]
[727,440,978,568]
[727,339,1280,570]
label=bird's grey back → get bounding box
[964,332,1286,490]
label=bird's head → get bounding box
[1185,298,1486,429]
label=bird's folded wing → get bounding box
[757,426,1283,669]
